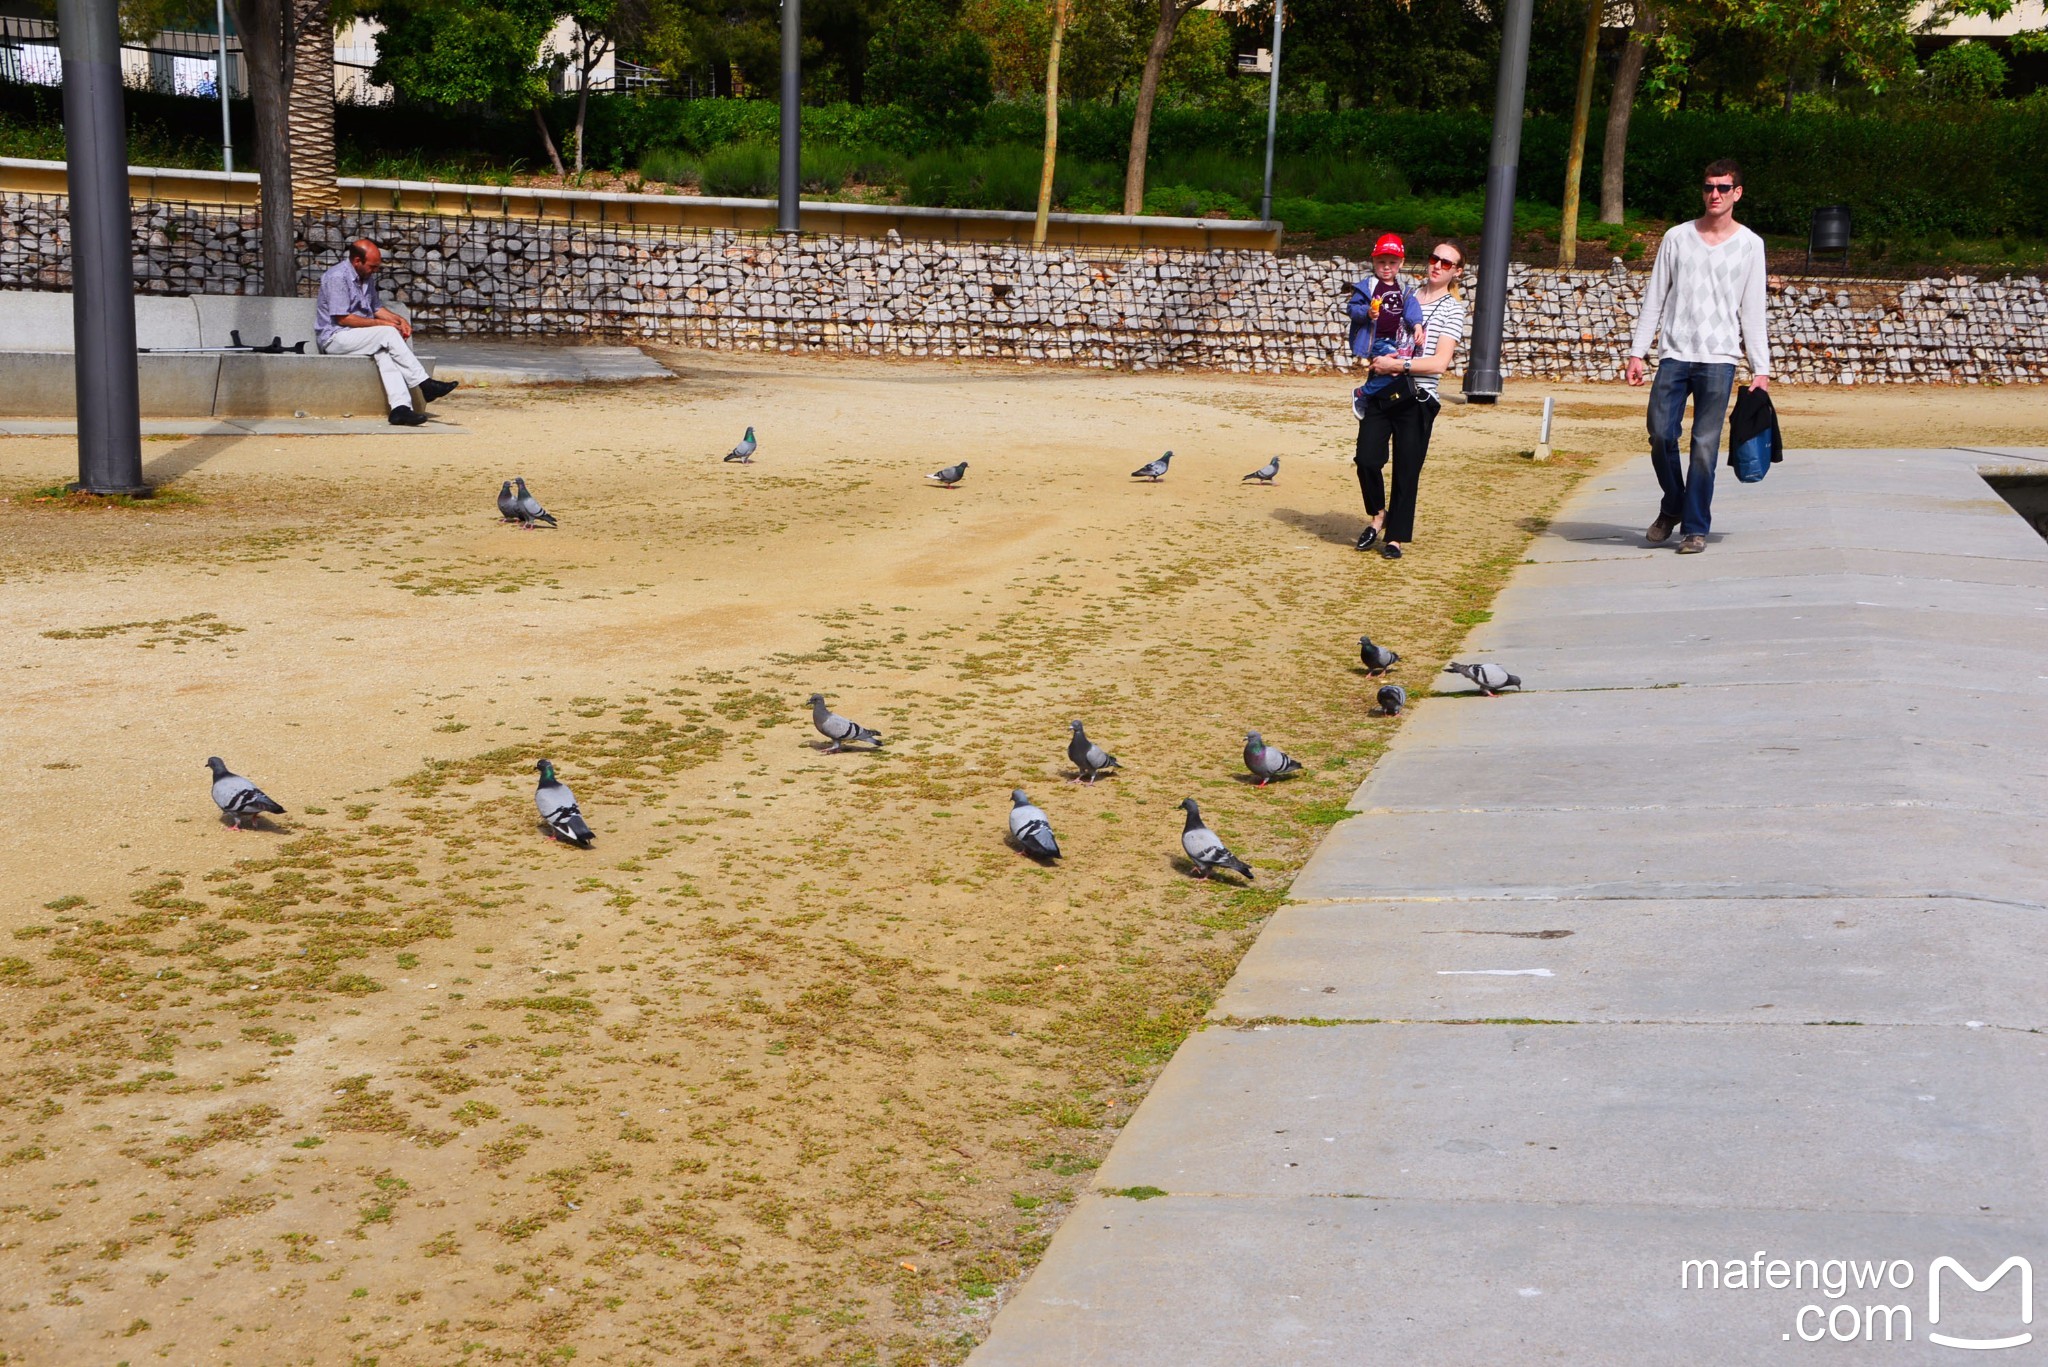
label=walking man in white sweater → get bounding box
[1625,158,1772,554]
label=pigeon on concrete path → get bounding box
[1130,451,1173,482]
[513,477,557,528]
[206,756,285,831]
[533,759,595,847]
[1444,661,1522,696]
[497,480,520,523]
[1243,731,1305,786]
[1179,798,1253,880]
[1067,720,1121,783]
[808,693,885,751]
[1242,456,1280,484]
[928,461,968,488]
[1377,683,1407,716]
[1009,790,1061,860]
[1358,636,1400,674]
[725,427,757,463]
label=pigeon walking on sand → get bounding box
[1242,456,1280,484]
[533,760,595,847]
[725,427,757,463]
[513,477,557,528]
[206,756,285,831]
[1179,798,1253,881]
[1444,661,1522,696]
[1377,683,1407,716]
[808,693,885,752]
[1008,790,1061,860]
[928,461,968,489]
[1130,451,1173,482]
[1358,636,1400,675]
[497,480,521,523]
[1067,720,1121,784]
[1243,731,1305,786]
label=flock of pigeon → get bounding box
[200,428,1525,883]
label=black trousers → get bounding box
[1355,393,1439,544]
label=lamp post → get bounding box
[1461,0,1535,403]
[1257,0,1284,225]
[778,0,800,232]
[215,0,234,173]
[58,0,145,494]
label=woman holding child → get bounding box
[1346,234,1468,559]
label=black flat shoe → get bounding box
[1380,542,1403,559]
[1354,525,1380,552]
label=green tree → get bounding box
[867,0,994,142]
[1923,38,2008,99]
[368,0,569,173]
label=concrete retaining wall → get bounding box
[3,191,2044,384]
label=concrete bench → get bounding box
[0,289,435,418]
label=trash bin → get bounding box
[1808,205,1851,273]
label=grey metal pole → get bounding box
[1258,0,1284,224]
[777,0,800,232]
[215,0,233,173]
[1461,0,1535,404]
[58,0,146,494]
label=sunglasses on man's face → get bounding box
[1703,182,1737,196]
[1428,255,1461,270]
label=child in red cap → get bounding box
[1348,233,1425,410]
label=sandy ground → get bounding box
[0,358,2040,1367]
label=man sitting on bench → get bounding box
[315,238,456,426]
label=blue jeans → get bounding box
[1647,359,1736,538]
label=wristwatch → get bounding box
[1402,359,1412,374]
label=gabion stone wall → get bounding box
[4,192,2045,384]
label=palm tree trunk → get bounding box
[1122,0,1189,216]
[287,0,337,212]
[227,0,295,295]
[1035,0,1068,247]
[1599,2,1657,225]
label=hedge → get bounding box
[6,78,2044,238]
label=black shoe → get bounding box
[388,405,428,427]
[1355,524,1380,552]
[419,378,459,404]
[1380,542,1403,559]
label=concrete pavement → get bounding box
[974,447,2048,1366]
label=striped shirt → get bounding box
[1413,291,1466,399]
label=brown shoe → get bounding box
[1677,534,1707,554]
[1646,514,1676,545]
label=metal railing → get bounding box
[0,156,1287,253]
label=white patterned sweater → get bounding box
[1628,221,1772,376]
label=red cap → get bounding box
[1370,233,1406,258]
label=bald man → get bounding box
[314,238,457,426]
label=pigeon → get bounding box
[1179,798,1253,881]
[1067,720,1121,783]
[206,756,285,830]
[807,693,884,751]
[725,427,757,463]
[497,480,520,523]
[1130,451,1173,482]
[1008,790,1061,860]
[1444,661,1522,696]
[1242,456,1280,484]
[1358,635,1400,674]
[533,759,595,847]
[1243,731,1305,786]
[928,461,968,488]
[513,477,557,528]
[1377,683,1407,716]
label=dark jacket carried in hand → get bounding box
[1727,384,1783,484]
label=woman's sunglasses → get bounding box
[1428,255,1461,270]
